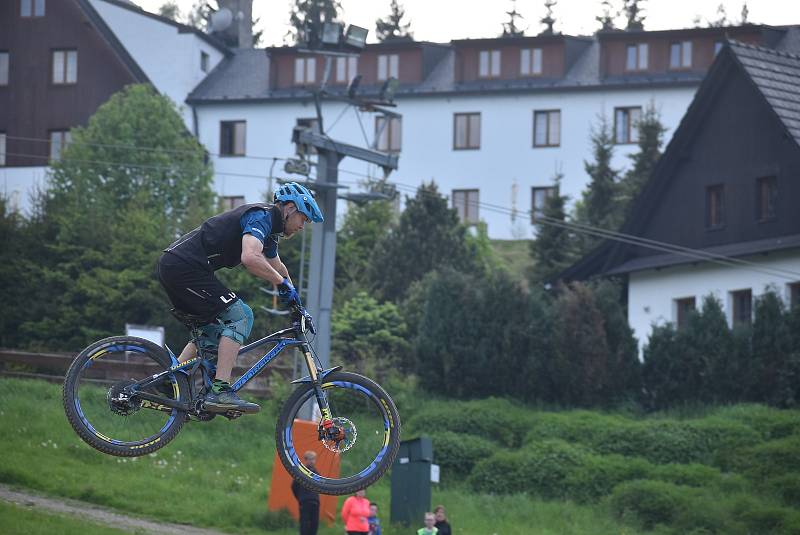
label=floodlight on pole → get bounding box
[321,22,343,45]
[379,77,399,103]
[347,74,362,99]
[343,25,368,50]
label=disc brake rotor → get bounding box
[107,380,141,416]
[321,417,357,453]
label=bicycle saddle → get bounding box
[169,308,216,328]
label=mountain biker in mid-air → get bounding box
[155,182,324,414]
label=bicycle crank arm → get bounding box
[133,392,191,413]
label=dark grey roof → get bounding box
[731,41,800,146]
[605,234,800,275]
[188,49,269,101]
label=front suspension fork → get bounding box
[299,344,339,440]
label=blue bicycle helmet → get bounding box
[274,182,324,223]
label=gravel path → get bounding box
[0,483,233,535]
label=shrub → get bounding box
[609,480,694,529]
[564,454,651,503]
[525,410,631,445]
[468,439,588,497]
[728,435,800,480]
[764,473,800,507]
[712,404,800,440]
[430,431,495,481]
[408,398,531,448]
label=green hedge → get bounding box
[407,398,531,448]
[609,480,696,529]
[527,414,761,467]
[430,431,495,481]
[728,435,800,480]
[711,404,800,440]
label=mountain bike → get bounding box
[62,304,401,495]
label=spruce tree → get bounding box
[578,114,621,251]
[596,0,617,31]
[287,0,342,45]
[367,182,475,302]
[623,0,645,30]
[617,102,665,219]
[501,0,525,37]
[376,0,413,42]
[752,290,796,406]
[529,173,575,285]
[539,0,557,35]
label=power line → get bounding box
[387,181,800,282]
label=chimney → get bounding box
[214,0,253,49]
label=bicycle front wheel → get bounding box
[276,371,401,495]
[63,336,189,457]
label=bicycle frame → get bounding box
[128,321,340,423]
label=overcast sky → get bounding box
[134,0,800,46]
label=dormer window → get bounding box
[520,48,542,76]
[670,41,692,69]
[294,57,316,85]
[377,54,398,81]
[336,56,358,83]
[625,43,648,71]
[479,50,501,78]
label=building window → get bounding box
[221,195,245,210]
[789,282,800,309]
[0,132,6,166]
[49,130,72,161]
[0,52,8,85]
[453,113,480,150]
[21,0,45,17]
[531,186,557,223]
[377,54,399,81]
[336,56,358,83]
[674,297,696,329]
[52,49,77,84]
[453,189,479,224]
[625,43,648,71]
[294,57,316,85]
[714,41,724,56]
[479,50,501,78]
[220,121,246,156]
[614,106,641,144]
[731,289,752,327]
[533,110,560,147]
[520,48,542,76]
[375,116,401,153]
[756,176,777,221]
[706,184,725,229]
[670,41,692,69]
[200,51,209,73]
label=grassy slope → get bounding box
[490,239,533,283]
[0,378,637,535]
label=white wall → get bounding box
[195,85,696,238]
[89,0,225,127]
[628,250,800,355]
[1,166,49,214]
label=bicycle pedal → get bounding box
[223,410,243,420]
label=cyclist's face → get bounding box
[284,204,310,237]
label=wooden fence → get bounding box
[0,347,297,397]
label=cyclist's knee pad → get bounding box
[218,299,253,345]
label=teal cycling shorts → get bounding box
[197,299,254,353]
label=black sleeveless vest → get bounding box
[165,203,283,271]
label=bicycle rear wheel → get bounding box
[276,371,401,495]
[63,336,189,456]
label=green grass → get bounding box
[0,500,136,535]
[490,239,533,282]
[0,377,642,535]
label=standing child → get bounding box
[368,502,382,535]
[417,512,438,535]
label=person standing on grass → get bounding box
[291,450,320,535]
[434,504,451,535]
[368,502,382,535]
[417,512,438,535]
[341,488,370,535]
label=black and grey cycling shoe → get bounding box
[204,388,260,414]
